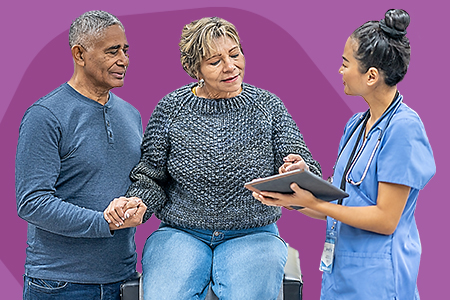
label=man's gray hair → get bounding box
[69,10,124,49]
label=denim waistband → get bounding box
[159,222,279,247]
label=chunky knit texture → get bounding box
[127,82,321,230]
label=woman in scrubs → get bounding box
[254,9,435,299]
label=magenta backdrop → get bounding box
[1,1,446,299]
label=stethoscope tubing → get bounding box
[336,95,403,186]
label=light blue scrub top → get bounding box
[321,94,436,300]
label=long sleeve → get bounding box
[16,84,142,283]
[256,89,322,177]
[124,83,319,230]
[126,98,172,223]
[16,105,112,238]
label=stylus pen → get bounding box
[283,159,302,164]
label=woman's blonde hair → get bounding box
[179,17,243,79]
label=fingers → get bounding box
[123,207,138,219]
[122,204,147,228]
[253,191,284,207]
[280,154,310,173]
[253,184,312,209]
[285,160,308,172]
[104,197,128,227]
[109,200,147,230]
[134,203,147,221]
[283,154,303,163]
[290,182,308,194]
[104,197,143,228]
[123,199,145,219]
[123,197,142,212]
[279,165,287,174]
[288,183,316,207]
[283,154,311,172]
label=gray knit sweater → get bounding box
[126,82,321,230]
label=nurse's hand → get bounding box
[253,187,327,220]
[253,182,317,209]
[279,154,309,174]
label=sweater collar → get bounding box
[181,82,257,114]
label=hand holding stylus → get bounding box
[279,154,309,174]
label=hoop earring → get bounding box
[198,78,204,88]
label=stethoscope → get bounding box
[335,91,403,187]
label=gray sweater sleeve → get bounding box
[15,105,112,238]
[126,97,171,222]
[257,90,322,177]
[126,84,321,226]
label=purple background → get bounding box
[0,1,446,299]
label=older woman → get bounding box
[125,17,321,299]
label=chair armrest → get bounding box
[283,245,303,300]
[120,274,142,300]
[285,245,303,283]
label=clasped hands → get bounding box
[103,197,147,230]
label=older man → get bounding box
[15,10,146,300]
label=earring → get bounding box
[198,78,204,88]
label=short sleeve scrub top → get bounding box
[321,94,436,300]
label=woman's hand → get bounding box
[103,197,147,229]
[120,199,147,229]
[279,154,309,174]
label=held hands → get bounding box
[279,154,309,174]
[103,197,147,230]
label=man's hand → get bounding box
[103,197,147,230]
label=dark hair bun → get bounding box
[380,9,410,39]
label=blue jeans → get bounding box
[142,222,287,300]
[23,273,138,300]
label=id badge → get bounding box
[319,229,337,273]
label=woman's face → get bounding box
[197,36,245,99]
[339,37,367,96]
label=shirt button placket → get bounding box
[104,107,114,143]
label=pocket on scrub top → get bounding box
[334,251,395,299]
[346,184,376,206]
